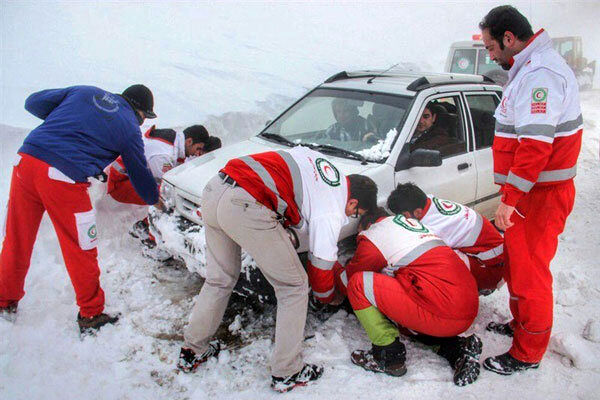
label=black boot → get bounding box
[483,352,539,375]
[177,340,221,373]
[351,337,407,377]
[77,312,120,336]
[0,301,18,322]
[445,335,483,386]
[271,363,324,393]
[417,333,482,386]
[486,321,514,337]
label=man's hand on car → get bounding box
[494,202,515,231]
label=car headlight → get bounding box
[159,180,176,211]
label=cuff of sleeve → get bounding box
[314,291,334,304]
[501,184,525,207]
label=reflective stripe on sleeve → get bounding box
[276,150,303,211]
[538,166,577,182]
[475,243,504,261]
[506,171,535,192]
[495,122,516,134]
[308,253,336,270]
[556,114,583,133]
[393,239,446,267]
[363,271,377,308]
[494,173,507,185]
[496,165,576,187]
[462,212,483,247]
[239,155,288,215]
[313,287,334,299]
[515,124,556,138]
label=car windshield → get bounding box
[260,88,413,162]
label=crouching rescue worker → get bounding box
[387,183,505,293]
[106,124,220,259]
[479,6,583,374]
[0,84,159,334]
[177,146,377,393]
[335,208,482,386]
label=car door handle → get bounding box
[457,163,470,171]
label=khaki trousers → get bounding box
[183,175,309,377]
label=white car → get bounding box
[150,70,502,298]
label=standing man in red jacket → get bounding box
[479,6,583,374]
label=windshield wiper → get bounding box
[258,132,296,147]
[308,144,368,165]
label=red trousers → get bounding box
[0,153,104,317]
[347,271,475,337]
[467,256,505,291]
[106,166,147,206]
[505,181,575,363]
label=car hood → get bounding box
[162,136,377,199]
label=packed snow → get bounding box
[2,2,600,400]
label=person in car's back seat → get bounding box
[410,104,457,154]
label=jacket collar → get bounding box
[507,29,550,84]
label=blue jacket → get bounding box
[20,85,158,205]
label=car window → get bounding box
[477,49,502,75]
[263,88,412,162]
[465,94,499,149]
[450,49,476,74]
[409,96,467,158]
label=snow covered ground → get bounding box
[2,2,600,399]
[0,91,598,400]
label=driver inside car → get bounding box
[322,98,373,142]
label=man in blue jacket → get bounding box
[0,84,159,335]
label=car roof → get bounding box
[450,40,486,48]
[319,69,500,96]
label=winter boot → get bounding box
[486,321,514,337]
[449,334,483,386]
[177,341,221,373]
[350,337,407,377]
[0,302,18,322]
[271,363,324,393]
[483,352,539,375]
[129,219,150,240]
[77,312,120,336]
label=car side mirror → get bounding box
[409,148,442,167]
[395,144,442,171]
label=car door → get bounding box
[463,91,502,218]
[394,92,477,206]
